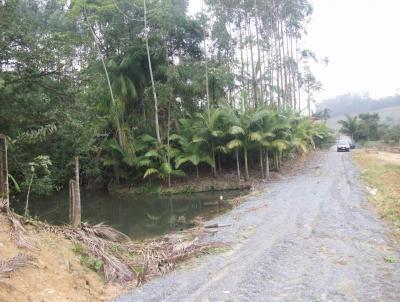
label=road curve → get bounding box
[116,150,400,302]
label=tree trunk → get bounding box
[25,172,34,216]
[69,179,75,224]
[290,35,297,109]
[248,16,257,108]
[196,165,199,179]
[268,47,274,105]
[295,38,301,112]
[239,15,246,112]
[144,0,161,142]
[244,147,249,181]
[278,21,285,107]
[87,22,123,146]
[0,135,9,210]
[274,28,281,107]
[72,156,81,228]
[307,83,311,116]
[211,143,217,177]
[254,6,264,105]
[262,49,268,105]
[259,147,264,179]
[280,21,288,106]
[235,149,241,182]
[265,150,270,179]
[244,19,251,105]
[167,100,171,188]
[202,1,211,122]
[285,31,292,107]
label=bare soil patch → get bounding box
[0,214,121,302]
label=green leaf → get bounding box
[211,130,223,137]
[102,158,115,166]
[144,150,161,158]
[271,139,289,152]
[201,155,215,167]
[229,126,245,135]
[169,134,181,141]
[248,131,263,142]
[139,134,157,143]
[160,162,173,175]
[171,169,185,177]
[8,174,20,192]
[215,146,228,153]
[143,168,159,179]
[192,136,206,143]
[227,139,242,149]
[136,158,152,167]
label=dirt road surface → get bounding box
[116,150,400,302]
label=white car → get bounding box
[337,141,350,152]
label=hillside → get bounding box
[326,106,400,131]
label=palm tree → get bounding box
[269,110,292,171]
[192,109,227,177]
[135,134,183,187]
[338,115,359,141]
[225,108,269,181]
[171,132,214,179]
[259,110,279,179]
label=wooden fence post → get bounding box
[69,156,81,227]
[0,135,9,211]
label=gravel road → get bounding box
[116,150,400,302]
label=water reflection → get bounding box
[11,190,246,239]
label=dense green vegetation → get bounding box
[0,0,331,196]
[338,113,400,144]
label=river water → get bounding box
[11,190,246,239]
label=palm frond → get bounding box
[229,126,245,135]
[227,139,243,149]
[143,168,159,179]
[248,131,263,142]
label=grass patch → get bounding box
[205,246,230,254]
[352,150,400,233]
[384,255,397,263]
[73,243,104,273]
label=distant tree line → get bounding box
[317,93,400,118]
[338,113,400,144]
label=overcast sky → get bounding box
[303,0,400,101]
[189,0,400,102]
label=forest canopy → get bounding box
[0,0,330,195]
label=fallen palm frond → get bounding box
[62,225,134,283]
[81,222,130,242]
[1,210,227,285]
[126,231,228,284]
[0,254,35,279]
[34,219,228,285]
[7,211,34,249]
